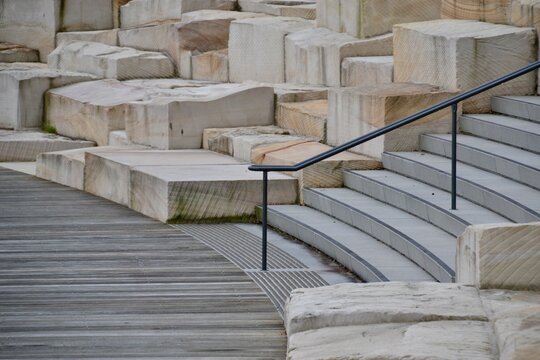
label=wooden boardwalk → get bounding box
[0,168,286,359]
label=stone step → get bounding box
[56,30,120,47]
[48,41,175,80]
[265,205,435,282]
[421,134,540,190]
[276,100,328,142]
[0,130,95,162]
[382,151,540,223]
[341,56,393,87]
[0,43,39,63]
[303,188,456,282]
[239,0,316,19]
[344,170,511,237]
[492,96,540,124]
[460,114,540,154]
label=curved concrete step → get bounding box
[266,205,435,283]
[492,96,540,123]
[460,114,540,154]
[303,188,455,282]
[420,134,540,190]
[344,170,510,237]
[382,152,540,223]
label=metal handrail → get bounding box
[249,60,540,271]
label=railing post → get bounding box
[451,103,458,210]
[261,171,268,271]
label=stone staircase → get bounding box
[266,95,540,283]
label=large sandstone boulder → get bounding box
[239,0,317,19]
[285,28,393,87]
[277,100,328,141]
[48,41,175,80]
[228,17,314,83]
[394,19,537,113]
[441,0,512,23]
[316,0,441,38]
[341,56,394,87]
[0,43,39,63]
[327,83,457,159]
[192,49,229,82]
[457,222,540,291]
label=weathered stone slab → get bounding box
[285,28,394,86]
[85,150,242,206]
[35,145,146,190]
[394,20,536,113]
[130,164,298,222]
[56,30,120,47]
[48,41,175,80]
[244,81,329,103]
[192,49,229,82]
[0,130,95,162]
[0,63,96,130]
[46,79,213,145]
[239,0,317,19]
[0,43,39,63]
[341,56,394,87]
[120,0,237,29]
[442,0,511,23]
[457,222,540,291]
[229,17,314,83]
[262,141,381,188]
[277,100,327,141]
[108,130,133,146]
[125,84,275,149]
[317,0,441,38]
[232,134,314,163]
[285,282,488,335]
[287,321,495,360]
[327,83,457,159]
[0,0,114,61]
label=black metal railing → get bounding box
[249,60,540,271]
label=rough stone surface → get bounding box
[130,164,298,222]
[341,56,394,87]
[114,0,132,28]
[56,30,120,47]
[457,222,540,291]
[48,41,175,80]
[262,142,381,188]
[317,0,441,38]
[0,130,95,162]
[108,130,133,146]
[120,0,237,29]
[125,84,275,149]
[239,0,317,19]
[0,43,39,63]
[231,134,314,163]
[229,17,314,83]
[285,282,488,335]
[192,49,229,82]
[277,100,328,141]
[0,63,96,130]
[442,0,512,23]
[394,19,537,113]
[327,83,457,159]
[285,28,394,86]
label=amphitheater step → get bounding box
[303,188,456,282]
[420,134,540,190]
[344,170,510,237]
[492,96,540,123]
[266,205,435,282]
[460,114,540,154]
[382,152,540,223]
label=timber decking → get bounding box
[0,168,286,359]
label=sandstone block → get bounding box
[56,30,120,47]
[285,282,488,335]
[394,19,537,113]
[48,41,175,80]
[457,222,540,291]
[84,150,242,206]
[239,0,317,19]
[327,83,457,159]
[277,100,328,141]
[120,0,236,29]
[130,164,298,222]
[442,0,511,23]
[243,82,329,103]
[341,56,394,87]
[108,131,133,146]
[262,142,381,188]
[317,0,441,38]
[192,49,229,82]
[285,28,394,87]
[114,0,132,28]
[231,134,314,163]
[0,130,94,162]
[0,63,96,130]
[125,84,275,149]
[0,43,39,63]
[229,17,314,83]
